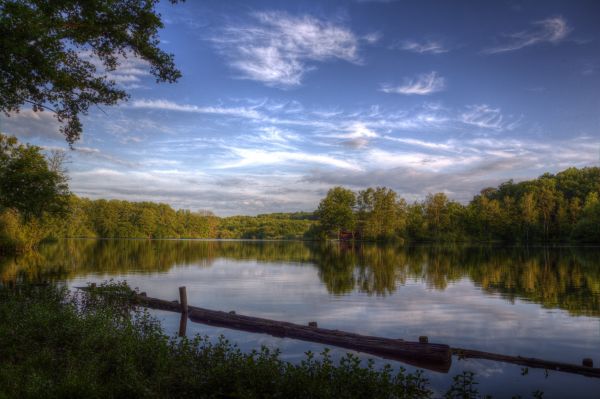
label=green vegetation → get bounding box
[0,135,69,252]
[47,166,600,244]
[0,282,549,398]
[1,134,598,253]
[1,0,181,144]
[315,167,600,243]
[0,282,433,398]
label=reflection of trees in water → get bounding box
[0,240,313,284]
[1,239,599,316]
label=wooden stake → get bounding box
[178,311,187,337]
[179,286,188,314]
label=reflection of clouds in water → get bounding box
[69,253,600,364]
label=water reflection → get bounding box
[2,239,599,317]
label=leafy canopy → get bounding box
[0,134,69,218]
[316,186,357,236]
[0,0,182,144]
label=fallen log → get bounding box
[452,348,600,378]
[77,286,600,378]
[135,294,452,372]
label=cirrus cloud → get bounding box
[484,16,571,54]
[380,71,445,95]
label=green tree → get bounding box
[0,134,70,251]
[357,187,406,240]
[1,0,181,144]
[316,187,356,239]
[520,191,538,242]
[0,134,69,218]
[572,192,600,242]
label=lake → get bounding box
[2,239,600,397]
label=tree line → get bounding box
[314,168,600,243]
[1,133,599,252]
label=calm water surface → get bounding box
[3,239,600,397]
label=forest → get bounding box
[1,133,599,253]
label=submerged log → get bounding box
[452,348,600,378]
[134,294,452,372]
[76,286,600,379]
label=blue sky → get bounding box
[2,0,600,215]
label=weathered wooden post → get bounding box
[178,312,188,337]
[179,286,188,314]
[178,286,188,337]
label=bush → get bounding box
[0,283,432,399]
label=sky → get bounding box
[2,0,600,215]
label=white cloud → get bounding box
[366,148,480,171]
[396,39,448,54]
[69,168,323,215]
[460,104,520,131]
[0,109,62,139]
[484,16,571,54]
[211,11,362,87]
[218,147,362,171]
[72,146,138,167]
[380,72,445,95]
[325,122,379,148]
[79,50,151,88]
[131,99,262,119]
[383,136,455,151]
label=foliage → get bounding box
[0,134,69,218]
[313,167,600,244]
[0,283,436,399]
[0,134,70,252]
[0,0,181,144]
[2,135,598,248]
[218,213,314,239]
[357,187,406,241]
[316,187,357,238]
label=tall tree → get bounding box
[357,187,404,240]
[316,187,356,239]
[0,0,181,144]
[0,134,69,218]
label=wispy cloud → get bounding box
[72,146,139,167]
[131,99,262,119]
[380,71,445,95]
[460,104,520,131]
[218,147,361,171]
[210,11,362,87]
[324,122,379,149]
[79,50,151,89]
[484,16,571,54]
[395,39,448,54]
[383,136,455,151]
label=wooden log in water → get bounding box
[134,294,451,372]
[76,287,600,379]
[452,348,600,378]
